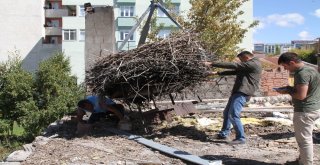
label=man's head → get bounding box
[278,52,303,72]
[77,99,94,112]
[237,51,254,62]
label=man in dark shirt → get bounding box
[276,52,320,165]
[204,51,262,144]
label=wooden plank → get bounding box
[106,128,222,165]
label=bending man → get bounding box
[204,51,262,144]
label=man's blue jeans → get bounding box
[219,92,247,141]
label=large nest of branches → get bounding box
[86,32,213,104]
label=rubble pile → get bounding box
[86,32,215,103]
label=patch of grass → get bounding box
[12,122,24,136]
[0,122,25,161]
[0,139,24,161]
[0,122,25,136]
[0,146,10,161]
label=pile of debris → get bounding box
[86,32,214,103]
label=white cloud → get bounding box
[314,9,320,17]
[298,31,312,40]
[266,13,304,27]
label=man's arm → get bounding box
[206,70,237,76]
[275,84,308,100]
[204,61,254,71]
[218,70,238,75]
[291,84,308,100]
[212,61,253,71]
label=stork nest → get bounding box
[86,32,214,104]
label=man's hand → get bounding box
[203,61,212,67]
[207,71,218,76]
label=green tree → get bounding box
[0,56,34,136]
[291,49,317,64]
[186,0,258,59]
[275,45,281,55]
[20,52,84,137]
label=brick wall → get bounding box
[260,67,289,96]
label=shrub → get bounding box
[19,52,84,137]
[0,56,34,136]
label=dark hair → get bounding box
[278,52,302,65]
[237,51,253,57]
[77,99,93,108]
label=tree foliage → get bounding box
[186,0,258,59]
[0,56,34,136]
[291,49,317,65]
[19,52,84,137]
[0,52,84,138]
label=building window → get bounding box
[157,4,179,17]
[79,6,85,17]
[63,29,76,41]
[79,29,85,41]
[120,6,134,17]
[120,31,134,41]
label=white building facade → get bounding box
[0,0,63,71]
[0,0,254,83]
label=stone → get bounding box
[33,136,50,146]
[5,150,32,162]
[22,144,35,152]
[0,162,21,165]
[315,118,320,130]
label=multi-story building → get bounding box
[254,39,319,55]
[254,43,293,55]
[291,40,318,49]
[253,43,264,53]
[0,0,254,83]
[0,0,64,71]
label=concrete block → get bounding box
[5,150,32,162]
[0,162,21,165]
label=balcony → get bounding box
[45,27,62,36]
[117,17,137,27]
[45,9,68,18]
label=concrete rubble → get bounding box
[2,95,319,164]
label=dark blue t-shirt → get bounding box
[86,95,115,113]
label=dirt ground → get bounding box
[21,112,320,165]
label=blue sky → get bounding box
[253,0,320,44]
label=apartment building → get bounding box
[0,0,62,71]
[62,0,254,82]
[254,40,319,55]
[0,0,254,83]
[291,40,318,49]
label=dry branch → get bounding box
[86,32,215,104]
